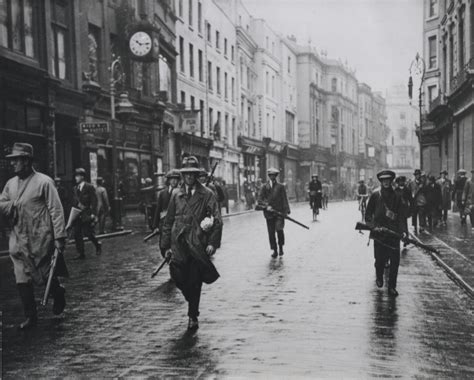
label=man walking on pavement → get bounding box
[409,169,423,233]
[308,174,322,210]
[161,156,222,331]
[71,168,102,259]
[152,169,181,255]
[96,177,110,235]
[454,169,468,225]
[437,170,452,226]
[462,169,474,229]
[258,167,291,258]
[0,143,68,329]
[426,175,442,229]
[365,170,405,297]
[394,176,412,240]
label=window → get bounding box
[189,43,194,77]
[198,2,202,33]
[159,55,172,93]
[52,0,70,80]
[266,72,269,94]
[224,38,228,56]
[179,36,184,72]
[231,45,235,62]
[215,30,220,50]
[459,9,465,69]
[199,100,204,135]
[428,35,437,69]
[0,0,37,57]
[180,91,186,106]
[207,22,211,43]
[231,77,235,102]
[216,66,221,94]
[428,85,437,105]
[88,25,101,82]
[224,72,228,100]
[286,111,295,143]
[272,75,275,97]
[272,42,275,55]
[209,107,213,136]
[190,95,195,110]
[188,0,193,26]
[288,56,291,73]
[198,49,203,81]
[331,78,337,92]
[225,113,229,141]
[266,36,269,49]
[208,61,212,89]
[178,0,183,17]
[429,0,438,17]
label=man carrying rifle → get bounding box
[365,170,405,297]
[161,156,222,331]
[152,169,181,255]
[0,143,68,329]
[258,167,291,258]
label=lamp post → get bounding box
[109,57,138,230]
[408,52,426,170]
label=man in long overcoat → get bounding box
[258,167,291,258]
[308,174,323,210]
[462,169,474,228]
[71,168,102,259]
[437,170,452,225]
[161,156,222,331]
[0,143,68,329]
[454,169,468,225]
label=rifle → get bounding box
[206,162,218,186]
[256,203,309,230]
[41,248,60,306]
[151,252,171,278]
[144,229,159,243]
[355,222,439,254]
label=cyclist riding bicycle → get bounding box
[357,179,369,211]
[309,174,323,211]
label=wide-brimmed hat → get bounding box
[267,167,279,175]
[180,156,201,174]
[311,174,318,178]
[377,170,396,181]
[457,169,467,175]
[440,170,448,175]
[413,169,421,175]
[198,168,209,177]
[6,143,34,159]
[166,169,181,179]
[395,176,407,183]
[75,168,86,176]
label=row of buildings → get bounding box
[0,0,390,206]
[421,0,474,176]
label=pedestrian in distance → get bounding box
[54,176,70,217]
[258,167,291,258]
[461,169,474,229]
[71,168,102,259]
[394,176,413,241]
[437,170,452,226]
[365,170,405,297]
[160,156,222,331]
[454,169,469,225]
[409,169,423,233]
[308,174,322,210]
[220,180,230,214]
[152,169,181,255]
[0,143,68,329]
[426,175,442,229]
[96,177,110,235]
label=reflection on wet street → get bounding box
[1,202,473,378]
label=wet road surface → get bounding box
[1,201,473,378]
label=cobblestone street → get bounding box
[1,201,473,378]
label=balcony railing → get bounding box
[450,58,474,94]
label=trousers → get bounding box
[266,217,285,250]
[374,239,400,290]
[170,258,203,319]
[74,220,100,255]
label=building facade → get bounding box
[424,0,474,175]
[385,84,420,177]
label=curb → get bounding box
[409,232,474,299]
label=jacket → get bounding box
[73,181,98,220]
[426,183,442,210]
[0,171,67,284]
[437,178,452,210]
[96,185,110,214]
[258,181,290,219]
[462,179,474,208]
[309,180,322,194]
[152,186,174,229]
[160,181,222,284]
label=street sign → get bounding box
[80,122,110,134]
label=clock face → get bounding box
[129,31,152,57]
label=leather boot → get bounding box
[279,246,284,256]
[17,283,37,330]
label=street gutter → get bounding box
[409,232,474,299]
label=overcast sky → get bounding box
[243,0,423,93]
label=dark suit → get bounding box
[309,180,322,209]
[72,182,100,256]
[258,181,290,250]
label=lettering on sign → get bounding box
[80,122,109,134]
[176,110,200,133]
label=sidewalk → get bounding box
[412,212,474,297]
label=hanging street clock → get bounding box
[128,22,160,62]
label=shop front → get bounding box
[178,132,213,170]
[239,136,266,183]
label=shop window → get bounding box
[1,0,37,58]
[5,101,26,131]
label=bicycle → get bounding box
[310,191,322,221]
